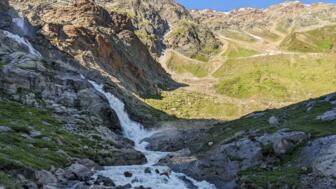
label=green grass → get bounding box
[280,25,336,52]
[144,89,239,120]
[222,43,260,59]
[222,30,257,42]
[250,30,280,41]
[0,171,23,189]
[165,51,209,77]
[191,53,209,62]
[0,98,113,172]
[213,54,336,101]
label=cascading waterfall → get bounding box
[3,30,41,57]
[89,81,216,189]
[2,15,41,57]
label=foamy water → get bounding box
[89,81,216,189]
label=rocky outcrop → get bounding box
[298,136,336,188]
[11,0,176,97]
[165,20,221,58]
[0,22,146,167]
[145,127,209,152]
[159,129,308,189]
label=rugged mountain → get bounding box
[191,2,336,40]
[91,0,221,59]
[10,0,176,98]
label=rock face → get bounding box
[159,129,308,189]
[0,2,147,168]
[93,0,221,58]
[144,127,209,152]
[298,136,336,189]
[12,0,176,97]
[298,136,336,177]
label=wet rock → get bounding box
[114,184,132,189]
[123,171,132,177]
[71,182,89,189]
[134,186,151,189]
[144,167,152,174]
[35,170,57,185]
[94,175,115,186]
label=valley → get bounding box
[0,0,336,189]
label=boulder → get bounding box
[317,109,336,121]
[268,116,279,125]
[35,170,57,185]
[298,135,336,177]
[257,129,308,155]
[94,175,115,186]
[65,163,93,180]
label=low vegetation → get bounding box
[206,93,336,187]
[144,89,239,120]
[0,97,116,187]
[280,25,336,52]
[165,51,209,77]
[222,42,260,59]
[213,54,336,101]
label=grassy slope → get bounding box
[145,89,239,120]
[280,25,336,52]
[222,42,260,59]
[206,94,336,187]
[165,51,209,77]
[213,54,336,101]
[0,97,115,188]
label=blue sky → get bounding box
[176,0,336,11]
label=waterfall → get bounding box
[3,30,41,57]
[2,15,41,57]
[88,80,216,189]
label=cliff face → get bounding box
[10,0,176,98]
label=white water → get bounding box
[89,81,216,189]
[3,30,41,57]
[3,15,41,57]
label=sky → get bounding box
[176,0,336,11]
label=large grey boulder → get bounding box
[298,135,336,177]
[257,129,308,155]
[317,109,336,121]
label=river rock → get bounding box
[124,171,132,177]
[94,175,115,186]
